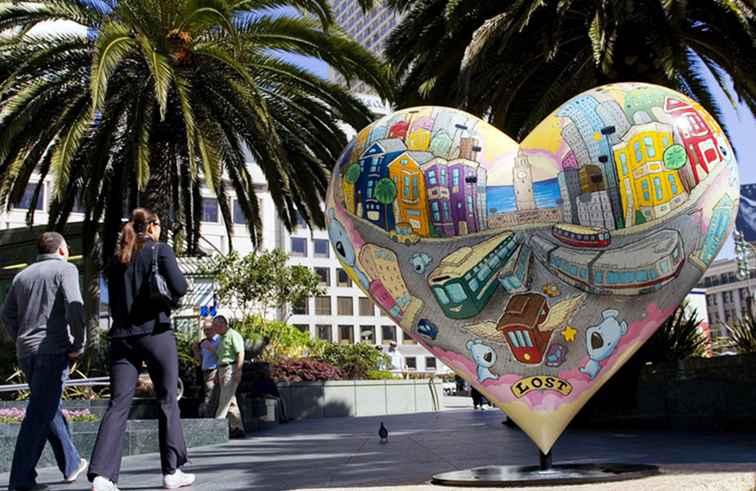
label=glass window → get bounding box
[644,136,656,157]
[382,325,396,344]
[314,239,330,258]
[294,324,309,333]
[440,168,447,185]
[293,298,308,315]
[619,154,628,175]
[668,175,677,194]
[431,202,440,221]
[433,286,450,305]
[315,296,331,315]
[201,197,219,223]
[339,325,354,344]
[317,324,331,341]
[446,283,468,303]
[425,357,437,370]
[315,267,330,286]
[452,168,460,186]
[336,268,352,287]
[428,172,437,186]
[359,297,375,316]
[13,183,44,210]
[233,200,247,225]
[634,142,642,162]
[507,332,520,348]
[360,325,375,343]
[405,357,417,370]
[290,237,307,257]
[337,296,353,315]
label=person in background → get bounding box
[1,232,88,491]
[252,364,290,423]
[192,319,220,418]
[386,341,403,372]
[471,387,488,410]
[88,208,194,491]
[212,316,245,438]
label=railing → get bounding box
[0,376,184,399]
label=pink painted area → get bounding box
[561,151,578,169]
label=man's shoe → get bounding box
[229,428,246,439]
[91,475,119,491]
[64,458,88,483]
[163,469,196,489]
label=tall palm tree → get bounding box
[0,0,392,259]
[381,1,754,141]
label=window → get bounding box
[294,324,309,334]
[292,298,308,315]
[317,324,331,341]
[619,154,628,175]
[233,200,247,225]
[336,268,352,287]
[290,237,308,257]
[359,297,375,316]
[641,180,650,201]
[452,168,460,186]
[402,332,416,344]
[13,183,44,210]
[428,171,437,186]
[634,142,643,162]
[314,239,330,258]
[382,325,396,344]
[653,177,662,200]
[668,175,678,195]
[644,136,656,158]
[315,267,330,286]
[315,296,331,315]
[440,168,447,185]
[339,325,354,344]
[295,212,307,228]
[360,325,375,343]
[425,357,437,370]
[201,197,219,222]
[446,283,468,303]
[405,357,417,370]
[337,296,353,315]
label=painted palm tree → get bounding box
[380,1,755,141]
[0,0,392,258]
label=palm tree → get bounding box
[380,1,755,141]
[0,0,392,259]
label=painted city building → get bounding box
[612,122,688,225]
[577,191,614,230]
[514,152,536,211]
[422,158,454,237]
[387,151,433,236]
[354,139,406,230]
[449,159,481,235]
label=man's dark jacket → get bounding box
[107,238,188,338]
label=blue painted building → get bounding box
[355,139,406,230]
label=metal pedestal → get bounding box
[432,451,659,487]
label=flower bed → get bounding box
[0,407,98,424]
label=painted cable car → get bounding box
[497,293,552,364]
[551,223,611,248]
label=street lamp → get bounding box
[734,230,754,317]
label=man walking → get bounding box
[192,319,220,417]
[212,316,245,438]
[1,232,88,491]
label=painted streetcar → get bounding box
[428,232,518,319]
[529,229,684,295]
[551,223,611,248]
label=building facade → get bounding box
[699,257,756,338]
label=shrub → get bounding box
[365,370,400,380]
[636,301,708,363]
[271,358,345,383]
[725,317,756,353]
[232,315,315,362]
[315,342,389,379]
[0,407,98,424]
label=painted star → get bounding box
[561,326,577,343]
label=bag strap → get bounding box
[151,243,160,274]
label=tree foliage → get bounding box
[0,0,392,259]
[637,301,708,363]
[725,316,756,353]
[203,249,324,320]
[380,0,755,141]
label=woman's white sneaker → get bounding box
[163,469,195,489]
[91,475,119,491]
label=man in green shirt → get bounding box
[212,316,245,438]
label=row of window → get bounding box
[706,288,750,307]
[293,295,380,317]
[292,323,413,344]
[200,197,248,225]
[6,183,86,213]
[290,237,331,258]
[700,270,756,288]
[314,267,353,288]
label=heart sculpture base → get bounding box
[432,458,659,487]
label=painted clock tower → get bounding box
[514,151,536,210]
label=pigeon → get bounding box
[379,422,388,443]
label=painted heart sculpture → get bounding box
[325,83,739,453]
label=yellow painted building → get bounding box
[612,122,688,226]
[406,127,431,151]
[387,152,431,236]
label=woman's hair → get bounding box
[117,208,158,265]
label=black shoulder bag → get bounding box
[149,244,175,307]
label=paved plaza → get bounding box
[2,397,755,491]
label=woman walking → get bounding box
[88,209,194,491]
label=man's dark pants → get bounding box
[8,353,82,490]
[88,330,187,483]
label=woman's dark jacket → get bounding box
[107,238,188,338]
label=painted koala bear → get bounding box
[466,339,498,382]
[326,209,369,289]
[580,309,628,380]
